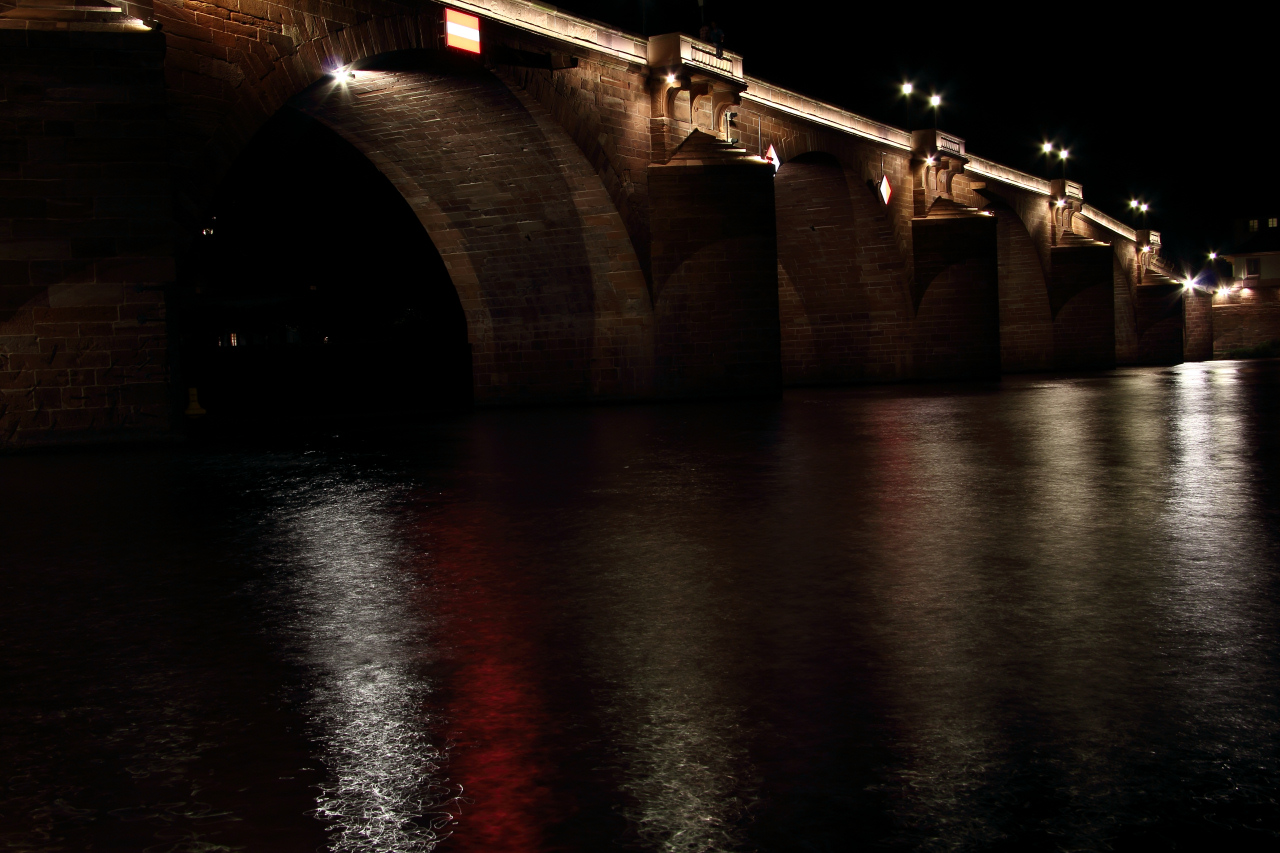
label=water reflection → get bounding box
[272,470,452,851]
[585,522,755,852]
[1160,364,1279,813]
[6,365,1280,851]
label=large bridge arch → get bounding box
[188,47,654,403]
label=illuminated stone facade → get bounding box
[0,0,1209,445]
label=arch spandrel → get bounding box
[285,55,653,401]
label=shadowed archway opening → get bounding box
[178,106,471,422]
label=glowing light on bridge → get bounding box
[445,8,481,53]
[901,82,914,95]
[1209,252,1218,260]
[665,73,677,84]
[929,94,941,107]
[1042,142,1054,154]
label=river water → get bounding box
[3,362,1280,852]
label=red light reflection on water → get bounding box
[412,504,564,852]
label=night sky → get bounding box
[548,1,1269,271]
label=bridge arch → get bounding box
[184,45,654,404]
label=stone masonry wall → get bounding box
[648,155,779,396]
[1,28,172,447]
[1049,243,1115,369]
[1183,287,1212,362]
[987,200,1052,372]
[774,151,911,384]
[1134,284,1184,365]
[491,33,654,286]
[1211,288,1280,356]
[910,214,1001,380]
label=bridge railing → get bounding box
[1080,206,1137,243]
[741,78,912,151]
[647,32,744,79]
[965,155,1052,196]
[446,0,649,63]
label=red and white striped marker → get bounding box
[445,9,480,54]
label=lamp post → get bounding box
[899,81,914,128]
[929,94,941,129]
[1042,142,1069,178]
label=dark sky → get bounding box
[546,0,1270,270]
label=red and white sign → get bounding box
[765,144,780,172]
[878,174,892,205]
[445,9,481,53]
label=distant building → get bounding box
[1214,215,1280,357]
[1225,215,1280,285]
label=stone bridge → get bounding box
[0,0,1213,445]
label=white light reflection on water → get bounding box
[852,370,1276,849]
[274,473,453,852]
[1162,364,1278,771]
[578,502,756,851]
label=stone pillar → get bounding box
[1183,287,1213,362]
[1045,179,1114,368]
[1049,241,1116,369]
[910,202,1000,380]
[0,21,173,446]
[647,130,780,396]
[1134,280,1186,365]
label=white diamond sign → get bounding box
[878,174,892,205]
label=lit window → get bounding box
[1246,258,1261,278]
[1270,218,1278,228]
[229,332,238,346]
[1250,219,1259,231]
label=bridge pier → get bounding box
[648,131,780,397]
[0,25,174,446]
[910,205,1001,380]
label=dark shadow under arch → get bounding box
[176,106,472,421]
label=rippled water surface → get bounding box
[4,363,1280,852]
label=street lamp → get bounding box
[1042,142,1070,178]
[929,93,941,128]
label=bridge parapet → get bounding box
[741,78,912,150]
[648,32,743,82]
[912,129,966,158]
[447,0,648,62]
[1080,206,1137,242]
[965,155,1052,196]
